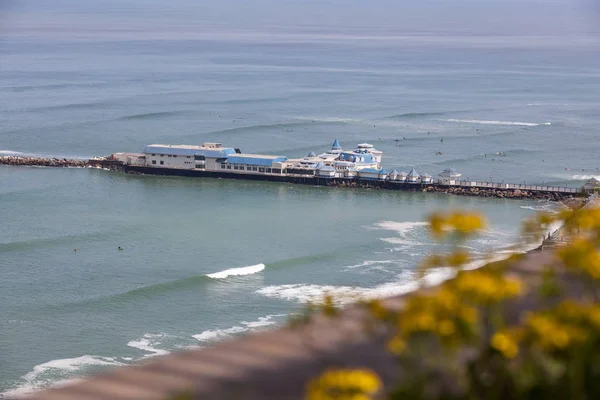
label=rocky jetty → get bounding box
[325,179,578,201]
[422,185,575,201]
[0,156,87,168]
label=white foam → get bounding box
[293,116,362,124]
[0,149,92,160]
[0,149,26,156]
[2,356,121,398]
[206,263,265,279]
[192,314,287,342]
[241,314,287,329]
[444,119,550,127]
[373,221,429,234]
[255,270,424,306]
[345,260,399,269]
[256,284,365,304]
[192,326,247,342]
[372,221,428,249]
[571,175,600,181]
[127,333,169,356]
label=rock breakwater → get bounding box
[0,156,87,168]
[326,179,578,201]
[421,185,575,201]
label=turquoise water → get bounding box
[2,25,600,396]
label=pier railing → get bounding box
[431,179,581,193]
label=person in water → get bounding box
[118,246,123,251]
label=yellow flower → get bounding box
[588,307,600,329]
[448,212,486,236]
[306,368,381,400]
[453,271,523,304]
[388,336,407,354]
[438,320,456,336]
[491,332,519,359]
[447,249,470,268]
[429,212,447,239]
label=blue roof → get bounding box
[331,139,341,150]
[389,169,399,175]
[359,168,382,174]
[226,155,287,166]
[308,151,316,157]
[144,145,235,158]
[379,169,389,174]
[338,152,376,164]
[408,168,419,177]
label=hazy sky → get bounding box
[1,0,598,40]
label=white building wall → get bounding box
[144,153,195,169]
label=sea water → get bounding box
[2,23,600,396]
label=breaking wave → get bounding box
[570,175,600,181]
[371,221,429,247]
[255,269,452,306]
[206,263,265,279]
[0,356,122,398]
[46,263,265,311]
[119,111,190,120]
[192,314,287,343]
[127,333,170,357]
[202,121,315,137]
[3,313,289,397]
[0,149,26,156]
[386,111,449,119]
[444,119,551,127]
[0,149,92,160]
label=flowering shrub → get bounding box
[307,205,600,400]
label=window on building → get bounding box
[151,153,156,156]
[173,155,177,158]
[187,156,191,159]
[194,155,205,161]
[152,160,156,165]
[252,167,257,171]
[266,168,272,173]
[195,164,204,169]
[227,165,231,169]
[221,164,226,169]
[234,166,239,170]
[247,166,252,171]
[272,169,281,174]
[160,161,164,165]
[259,168,265,172]
[160,154,164,157]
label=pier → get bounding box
[1,154,589,201]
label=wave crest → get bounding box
[444,118,551,127]
[206,263,265,279]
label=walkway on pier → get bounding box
[431,178,581,194]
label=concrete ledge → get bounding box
[21,251,569,400]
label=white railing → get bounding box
[432,179,581,193]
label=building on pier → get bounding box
[106,140,441,187]
[438,168,462,185]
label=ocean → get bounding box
[1,31,600,396]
